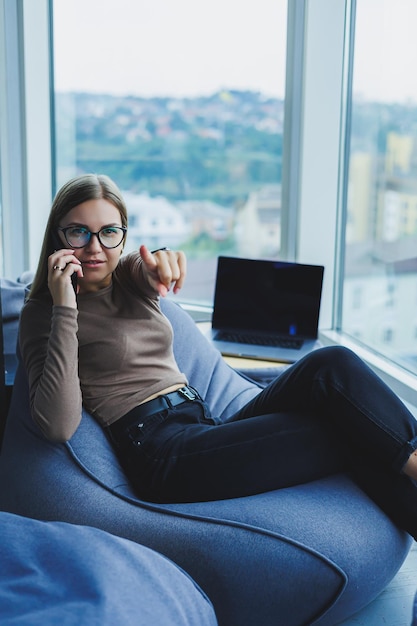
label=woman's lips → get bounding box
[81,260,104,268]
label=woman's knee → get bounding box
[307,345,362,371]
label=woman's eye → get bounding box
[69,227,88,236]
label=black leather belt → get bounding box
[108,385,199,441]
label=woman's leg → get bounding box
[123,346,417,536]
[350,457,417,536]
[231,346,417,474]
[229,345,417,537]
[125,401,347,504]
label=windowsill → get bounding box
[176,300,213,323]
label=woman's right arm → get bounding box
[19,300,82,442]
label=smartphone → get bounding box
[51,231,78,294]
[71,272,78,294]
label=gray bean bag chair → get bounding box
[0,511,216,625]
[0,279,412,626]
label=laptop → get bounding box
[207,256,324,363]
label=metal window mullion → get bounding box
[280,0,306,262]
[296,0,349,330]
[0,0,28,278]
[332,0,356,331]
[21,0,53,272]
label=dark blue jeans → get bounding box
[113,346,417,539]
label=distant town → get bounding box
[55,89,417,258]
[55,89,284,205]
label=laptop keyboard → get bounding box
[216,331,303,350]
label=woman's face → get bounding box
[58,198,125,294]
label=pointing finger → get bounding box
[139,244,157,269]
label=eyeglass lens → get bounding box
[61,226,125,248]
[62,226,125,249]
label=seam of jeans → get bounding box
[315,373,404,447]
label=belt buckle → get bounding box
[178,386,196,401]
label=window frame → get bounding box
[1,0,417,406]
[0,0,52,277]
[0,0,28,277]
[300,0,417,405]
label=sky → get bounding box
[353,0,417,103]
[53,0,417,104]
[52,0,288,99]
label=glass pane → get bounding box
[342,0,417,374]
[52,0,287,304]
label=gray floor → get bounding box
[339,541,416,625]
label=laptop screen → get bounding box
[212,256,324,339]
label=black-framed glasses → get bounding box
[58,226,127,249]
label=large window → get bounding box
[342,0,417,375]
[51,0,287,304]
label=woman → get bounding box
[20,173,417,539]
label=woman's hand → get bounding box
[47,249,83,307]
[140,245,186,297]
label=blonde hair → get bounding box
[29,174,128,299]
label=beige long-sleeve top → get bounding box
[19,252,187,442]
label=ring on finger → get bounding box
[52,265,62,271]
